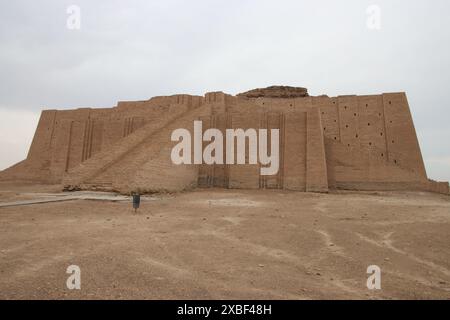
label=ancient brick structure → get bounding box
[1,86,448,195]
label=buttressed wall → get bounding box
[1,86,448,195]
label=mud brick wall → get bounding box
[313,92,430,190]
[198,96,328,192]
[1,89,447,195]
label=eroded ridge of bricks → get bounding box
[0,86,448,195]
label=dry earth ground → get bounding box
[0,183,449,299]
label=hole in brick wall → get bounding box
[324,127,326,131]
[346,124,349,128]
[356,134,359,138]
[334,137,337,140]
[394,159,397,164]
[389,101,392,105]
[334,120,337,122]
[333,101,336,104]
[366,104,368,107]
[380,132,383,136]
[354,113,357,116]
[344,106,347,109]
[392,140,395,143]
[322,112,324,115]
[369,142,372,146]
[368,123,371,126]
[290,104,293,107]
[381,153,384,157]
[390,121,393,123]
[348,144,351,147]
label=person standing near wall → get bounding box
[132,191,141,213]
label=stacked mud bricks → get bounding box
[1,86,448,195]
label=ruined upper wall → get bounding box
[237,86,309,99]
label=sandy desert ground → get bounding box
[0,182,449,300]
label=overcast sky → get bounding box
[0,0,449,181]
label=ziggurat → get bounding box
[1,86,448,195]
